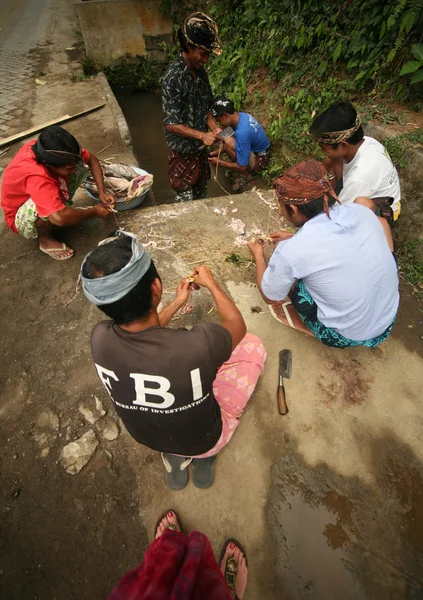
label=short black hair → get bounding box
[32,126,81,165]
[309,101,364,147]
[211,96,235,117]
[83,235,160,325]
[285,195,337,220]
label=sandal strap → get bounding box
[166,524,177,532]
[161,453,192,473]
[225,557,238,593]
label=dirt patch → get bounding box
[318,357,373,406]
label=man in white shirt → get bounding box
[247,160,399,348]
[309,101,401,221]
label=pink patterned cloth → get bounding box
[193,333,266,458]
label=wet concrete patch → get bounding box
[269,435,423,600]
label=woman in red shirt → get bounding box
[1,126,116,260]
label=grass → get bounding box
[396,240,423,287]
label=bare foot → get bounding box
[155,510,181,540]
[270,301,314,337]
[39,236,74,260]
[220,541,248,600]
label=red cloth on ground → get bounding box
[0,141,90,233]
[109,530,233,600]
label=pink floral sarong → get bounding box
[193,333,266,458]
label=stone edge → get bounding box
[96,72,134,152]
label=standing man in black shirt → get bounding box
[81,231,266,490]
[162,12,222,202]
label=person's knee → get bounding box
[354,196,376,212]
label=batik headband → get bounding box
[310,116,362,145]
[80,231,152,306]
[273,160,339,218]
[183,12,222,55]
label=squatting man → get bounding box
[81,231,266,490]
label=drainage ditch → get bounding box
[113,87,264,205]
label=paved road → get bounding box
[0,0,54,137]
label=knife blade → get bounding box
[278,349,292,415]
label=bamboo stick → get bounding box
[0,102,106,148]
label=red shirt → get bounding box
[0,141,90,233]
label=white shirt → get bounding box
[261,204,399,341]
[339,136,401,214]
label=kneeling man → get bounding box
[208,96,270,191]
[81,231,266,489]
[248,160,399,349]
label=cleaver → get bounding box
[278,349,292,415]
[199,126,234,150]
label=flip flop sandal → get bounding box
[161,453,192,490]
[39,243,74,261]
[154,508,182,539]
[191,456,216,489]
[219,538,248,598]
[269,301,295,328]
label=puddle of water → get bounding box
[278,492,360,600]
[115,89,265,205]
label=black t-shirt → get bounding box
[90,321,232,456]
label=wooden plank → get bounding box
[0,102,106,148]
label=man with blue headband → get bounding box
[81,231,266,490]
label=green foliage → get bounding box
[104,60,166,90]
[400,43,423,83]
[396,239,423,286]
[381,128,423,167]
[207,0,423,105]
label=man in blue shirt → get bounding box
[208,96,270,191]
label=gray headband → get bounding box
[80,231,152,306]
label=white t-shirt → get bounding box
[261,204,399,341]
[339,136,401,214]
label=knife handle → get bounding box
[278,384,289,415]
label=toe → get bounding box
[166,511,181,531]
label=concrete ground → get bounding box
[1,1,423,599]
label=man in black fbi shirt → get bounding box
[81,231,266,490]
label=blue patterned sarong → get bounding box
[290,280,395,349]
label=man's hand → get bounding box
[270,230,294,244]
[213,127,223,135]
[201,132,217,147]
[99,192,117,208]
[175,279,190,307]
[193,265,217,289]
[209,149,220,157]
[247,239,265,260]
[208,157,219,166]
[94,203,114,218]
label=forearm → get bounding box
[48,206,98,227]
[215,158,248,173]
[165,123,204,141]
[88,154,106,196]
[253,254,274,305]
[208,282,243,322]
[158,298,186,327]
[207,111,219,132]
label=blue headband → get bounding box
[80,231,152,306]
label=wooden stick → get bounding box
[0,102,106,148]
[187,256,221,265]
[0,147,10,157]
[97,143,112,155]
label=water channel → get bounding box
[115,89,263,206]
